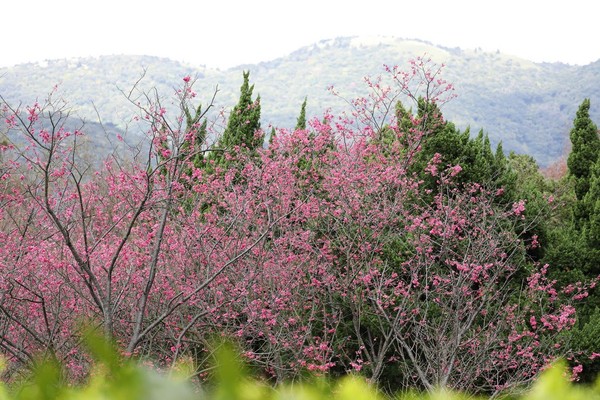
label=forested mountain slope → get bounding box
[1,36,598,166]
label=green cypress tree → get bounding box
[567,99,600,205]
[209,71,262,168]
[181,101,208,170]
[268,126,276,146]
[580,156,600,282]
[394,98,514,194]
[576,169,600,382]
[295,97,308,131]
[583,156,600,248]
[0,134,8,163]
[545,99,600,382]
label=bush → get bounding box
[2,334,599,400]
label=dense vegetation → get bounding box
[1,333,599,400]
[0,56,598,398]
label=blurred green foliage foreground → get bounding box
[2,331,599,400]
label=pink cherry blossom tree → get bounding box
[0,59,588,396]
[0,81,284,377]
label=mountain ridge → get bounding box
[1,36,599,166]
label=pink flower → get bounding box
[529,316,537,330]
[425,153,442,176]
[571,364,583,381]
[512,200,526,217]
[183,76,191,83]
[350,360,363,371]
[161,148,172,158]
[449,164,462,177]
[530,235,540,249]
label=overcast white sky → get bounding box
[2,0,599,69]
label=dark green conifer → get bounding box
[181,101,208,170]
[268,126,276,146]
[583,156,600,248]
[393,98,514,194]
[209,71,262,169]
[567,99,600,203]
[545,99,600,382]
[295,97,307,131]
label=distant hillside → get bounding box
[1,36,599,166]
